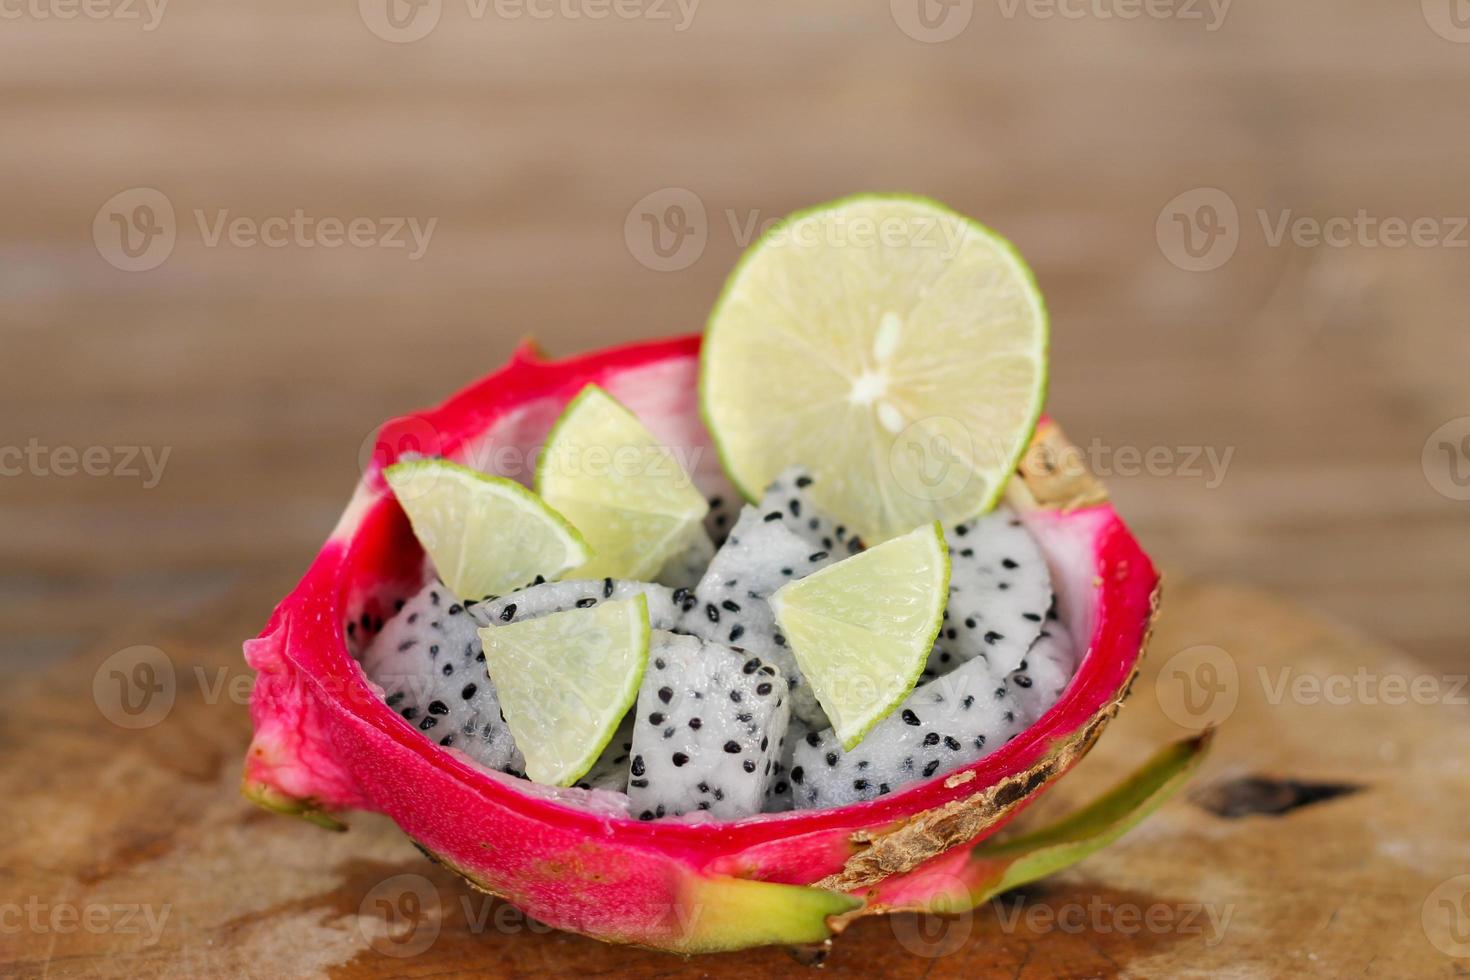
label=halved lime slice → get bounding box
[385,459,591,601]
[478,595,650,786]
[701,194,1048,543]
[769,522,950,749]
[536,385,709,580]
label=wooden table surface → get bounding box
[2,1,1468,976]
[7,577,1469,977]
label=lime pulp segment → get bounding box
[384,459,592,601]
[478,595,650,786]
[700,194,1048,544]
[769,521,951,749]
[537,384,709,581]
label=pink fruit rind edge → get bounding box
[241,333,1160,952]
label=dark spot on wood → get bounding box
[785,942,830,967]
[1192,775,1363,818]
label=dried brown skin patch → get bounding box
[816,583,1160,897]
[814,427,1149,900]
[1192,776,1364,819]
[1017,420,1109,511]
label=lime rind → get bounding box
[699,193,1049,538]
[479,594,651,787]
[384,459,593,600]
[770,521,951,750]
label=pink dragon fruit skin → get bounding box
[241,335,1160,953]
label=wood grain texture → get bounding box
[3,576,1466,977]
[1,1,1468,676]
[2,5,1469,974]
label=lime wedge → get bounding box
[769,522,950,749]
[384,459,591,601]
[701,194,1048,543]
[478,595,650,786]
[537,385,709,580]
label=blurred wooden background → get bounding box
[3,0,1468,675]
